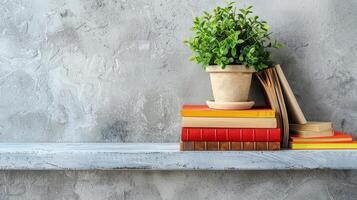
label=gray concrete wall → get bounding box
[0,0,357,199]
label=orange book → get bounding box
[290,132,352,143]
[181,105,275,118]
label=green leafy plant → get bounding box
[184,2,282,71]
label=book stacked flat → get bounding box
[289,122,357,149]
[180,105,281,151]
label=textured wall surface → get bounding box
[1,0,357,199]
[1,170,357,200]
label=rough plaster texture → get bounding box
[0,0,357,199]
[1,171,357,200]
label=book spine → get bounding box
[180,141,281,151]
[181,128,281,142]
[180,110,275,118]
[289,142,357,149]
[181,117,277,128]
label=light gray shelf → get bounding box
[0,143,356,170]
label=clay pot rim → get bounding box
[206,65,256,73]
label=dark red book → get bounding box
[181,128,281,142]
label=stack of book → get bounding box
[289,122,357,149]
[257,65,357,149]
[180,105,281,151]
[180,64,356,150]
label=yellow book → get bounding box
[182,117,277,128]
[290,142,357,150]
[181,105,275,118]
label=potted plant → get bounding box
[184,2,282,109]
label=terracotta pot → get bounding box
[206,65,255,102]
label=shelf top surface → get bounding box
[0,143,356,170]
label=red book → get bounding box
[181,128,281,142]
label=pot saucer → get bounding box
[206,100,255,110]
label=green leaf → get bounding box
[237,39,244,44]
[213,48,220,54]
[231,48,236,56]
[239,8,246,15]
[262,24,269,30]
[189,56,196,62]
[214,58,221,64]
[273,42,283,48]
